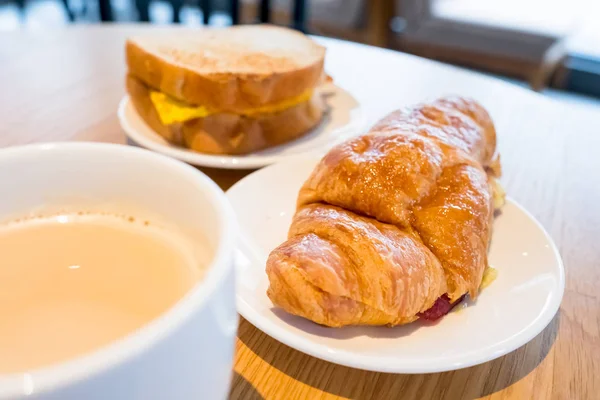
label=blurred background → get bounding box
[1,0,599,105]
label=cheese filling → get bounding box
[491,178,506,210]
[480,266,498,290]
[149,89,314,125]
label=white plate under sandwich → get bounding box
[226,155,565,373]
[118,84,365,170]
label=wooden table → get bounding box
[1,25,599,400]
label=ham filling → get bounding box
[418,294,466,321]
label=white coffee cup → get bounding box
[0,143,238,399]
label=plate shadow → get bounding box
[229,372,264,400]
[237,312,560,400]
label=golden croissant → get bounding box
[266,97,503,327]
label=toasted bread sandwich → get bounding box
[125,25,327,155]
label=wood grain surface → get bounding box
[1,25,599,400]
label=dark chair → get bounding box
[130,0,307,32]
[134,0,220,24]
[258,0,307,32]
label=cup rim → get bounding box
[0,142,237,398]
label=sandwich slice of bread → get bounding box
[125,25,327,155]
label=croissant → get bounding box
[266,97,502,327]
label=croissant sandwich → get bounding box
[266,96,504,327]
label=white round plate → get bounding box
[118,84,365,170]
[226,155,565,373]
